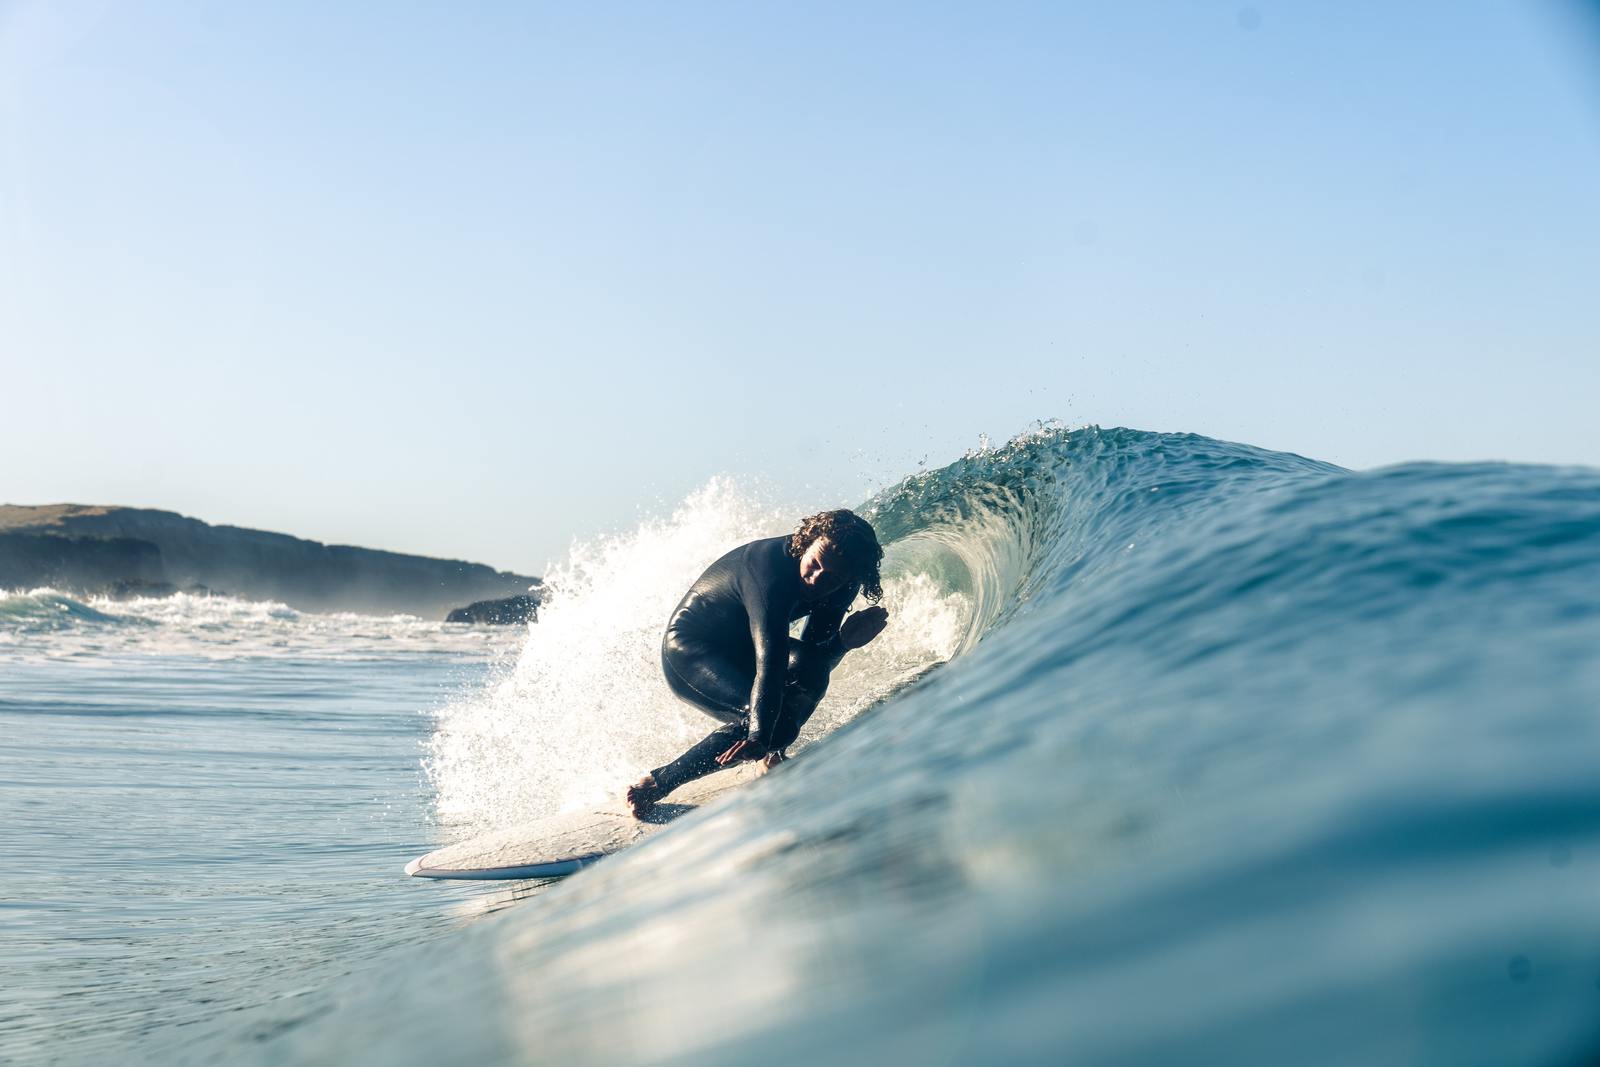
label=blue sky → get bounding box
[3,1,1597,573]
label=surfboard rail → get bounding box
[405,764,760,881]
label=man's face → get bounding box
[799,538,851,598]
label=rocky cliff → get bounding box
[0,505,540,620]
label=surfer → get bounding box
[625,509,890,819]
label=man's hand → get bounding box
[715,737,767,767]
[839,605,890,650]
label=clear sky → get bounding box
[3,1,1597,574]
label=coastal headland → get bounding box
[0,504,539,621]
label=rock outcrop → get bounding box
[0,504,540,621]
[445,594,538,626]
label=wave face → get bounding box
[253,426,1600,1065]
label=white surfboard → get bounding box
[405,764,761,880]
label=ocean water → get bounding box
[5,425,1600,1065]
[0,595,525,1062]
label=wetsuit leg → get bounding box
[765,640,834,750]
[649,720,748,795]
[651,639,839,795]
[660,644,751,726]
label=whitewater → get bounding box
[4,425,1599,1065]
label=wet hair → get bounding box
[787,509,884,603]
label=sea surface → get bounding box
[4,425,1599,1065]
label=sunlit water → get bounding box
[0,598,524,1062]
[7,425,1600,1065]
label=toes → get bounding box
[625,777,659,817]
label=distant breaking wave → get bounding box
[0,588,133,632]
[0,588,516,661]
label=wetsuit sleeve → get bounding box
[746,598,791,747]
[798,583,858,656]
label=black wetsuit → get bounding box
[652,536,857,795]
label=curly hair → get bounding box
[787,509,884,603]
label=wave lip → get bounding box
[863,424,1341,652]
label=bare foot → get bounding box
[625,774,662,819]
[755,750,786,777]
